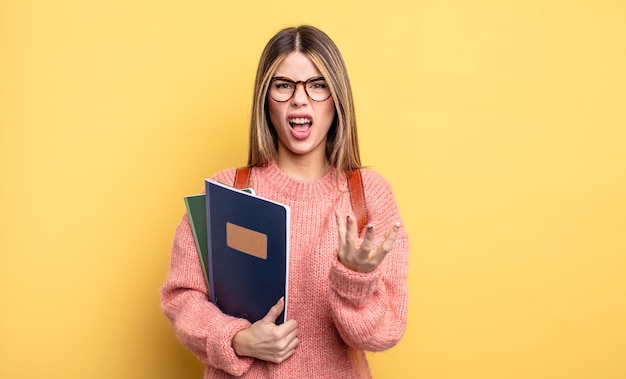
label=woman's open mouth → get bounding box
[288,116,312,140]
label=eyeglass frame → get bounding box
[268,76,332,103]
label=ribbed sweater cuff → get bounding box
[329,255,381,306]
[209,318,254,376]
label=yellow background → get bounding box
[1,1,625,378]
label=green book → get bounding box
[184,194,210,290]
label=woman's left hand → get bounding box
[334,209,400,273]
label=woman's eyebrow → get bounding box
[271,76,294,81]
[271,76,325,81]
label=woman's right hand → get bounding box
[231,297,299,364]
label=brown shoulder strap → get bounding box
[233,166,251,189]
[234,166,368,231]
[347,169,368,232]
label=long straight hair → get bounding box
[248,25,361,174]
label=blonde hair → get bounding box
[248,25,361,173]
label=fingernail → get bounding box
[367,224,374,230]
[393,222,401,231]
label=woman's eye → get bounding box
[275,82,294,90]
[309,82,327,89]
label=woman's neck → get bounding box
[275,153,331,181]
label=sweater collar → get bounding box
[256,160,345,201]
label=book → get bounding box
[203,179,290,324]
[184,188,255,291]
[184,194,210,290]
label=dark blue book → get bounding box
[205,179,290,324]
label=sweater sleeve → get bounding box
[328,170,410,351]
[160,169,255,376]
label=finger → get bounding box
[281,324,299,344]
[278,319,299,335]
[372,222,401,263]
[275,337,299,363]
[283,334,300,354]
[273,324,300,363]
[359,224,375,253]
[334,209,346,241]
[263,297,285,323]
[344,215,357,247]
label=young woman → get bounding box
[161,25,409,378]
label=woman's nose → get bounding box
[291,83,309,105]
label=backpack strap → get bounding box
[233,166,368,231]
[233,166,251,189]
[346,168,367,232]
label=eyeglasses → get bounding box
[268,76,332,102]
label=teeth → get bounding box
[289,117,311,125]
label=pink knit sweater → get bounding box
[161,161,409,378]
